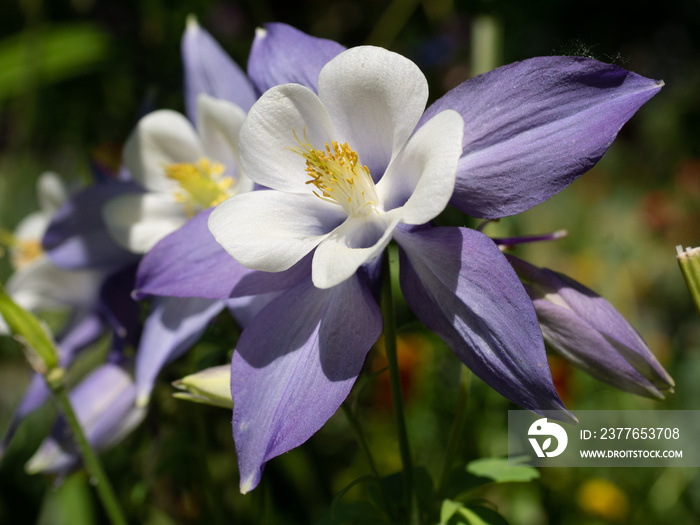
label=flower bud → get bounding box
[172,364,233,409]
[508,255,674,399]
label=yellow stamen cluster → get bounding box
[164,158,233,216]
[0,229,43,270]
[290,130,380,217]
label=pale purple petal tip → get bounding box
[182,17,256,121]
[247,23,345,95]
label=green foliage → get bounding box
[465,457,540,485]
[0,23,111,102]
[0,283,57,373]
[442,457,539,500]
[439,500,511,525]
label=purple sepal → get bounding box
[509,256,674,398]
[247,23,345,96]
[42,182,142,270]
[182,18,256,122]
[231,272,381,493]
[134,296,225,404]
[99,264,141,348]
[134,209,311,300]
[419,56,663,218]
[226,293,279,329]
[395,226,571,419]
[27,364,145,475]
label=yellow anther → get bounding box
[0,228,43,270]
[289,129,380,217]
[164,158,234,216]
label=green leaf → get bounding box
[442,457,539,499]
[0,23,111,101]
[465,456,539,484]
[0,282,58,372]
[439,500,511,525]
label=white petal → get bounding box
[197,95,254,194]
[239,84,335,192]
[378,109,463,225]
[14,212,48,243]
[123,110,205,192]
[312,212,401,289]
[318,46,429,178]
[208,191,344,272]
[36,172,67,214]
[103,193,187,253]
[6,256,103,310]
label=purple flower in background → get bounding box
[203,25,663,493]
[0,173,138,457]
[105,17,262,405]
[507,255,674,399]
[25,363,146,475]
[130,23,349,406]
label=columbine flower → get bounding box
[97,18,263,406]
[207,44,566,494]
[0,172,103,332]
[147,24,662,494]
[102,93,252,254]
[209,46,464,288]
[0,173,139,456]
[508,255,674,398]
[125,22,351,406]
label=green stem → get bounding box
[435,366,470,500]
[49,371,128,525]
[341,404,395,520]
[381,249,420,525]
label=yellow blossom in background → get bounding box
[576,477,629,521]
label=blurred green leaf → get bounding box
[0,282,57,372]
[440,500,511,525]
[443,457,540,499]
[466,457,539,484]
[35,472,96,525]
[0,23,111,101]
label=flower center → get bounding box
[164,158,234,216]
[290,130,380,217]
[0,229,43,270]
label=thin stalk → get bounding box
[50,374,128,525]
[381,249,420,525]
[677,245,700,319]
[341,404,395,521]
[436,366,471,500]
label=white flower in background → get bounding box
[103,94,253,253]
[0,172,102,334]
[208,46,464,289]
